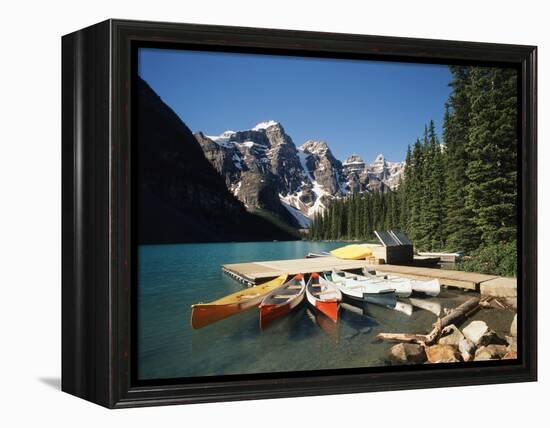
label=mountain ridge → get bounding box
[195,120,405,228]
[136,79,299,243]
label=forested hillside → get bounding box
[309,66,518,276]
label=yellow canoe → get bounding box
[191,274,288,329]
[330,244,373,260]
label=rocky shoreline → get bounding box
[388,313,517,364]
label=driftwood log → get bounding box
[376,297,480,346]
[479,296,515,310]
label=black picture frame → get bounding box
[61,19,537,408]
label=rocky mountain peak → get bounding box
[343,154,365,165]
[220,130,237,138]
[375,153,385,162]
[300,140,330,157]
[370,153,387,175]
[252,120,279,131]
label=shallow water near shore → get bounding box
[137,241,515,380]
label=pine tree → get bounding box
[465,67,517,245]
[346,195,354,238]
[408,138,424,246]
[399,146,412,235]
[443,66,479,252]
[363,195,373,239]
[427,119,446,249]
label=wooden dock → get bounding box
[222,256,368,286]
[222,256,514,293]
[373,264,497,290]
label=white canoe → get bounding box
[340,295,411,316]
[410,278,440,296]
[336,269,413,297]
[377,272,440,297]
[331,270,396,297]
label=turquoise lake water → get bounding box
[137,241,513,380]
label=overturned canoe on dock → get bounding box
[191,274,288,329]
[305,272,342,322]
[330,244,373,260]
[259,274,306,330]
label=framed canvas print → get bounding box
[61,19,537,408]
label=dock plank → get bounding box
[479,277,517,297]
[223,256,367,284]
[373,264,497,290]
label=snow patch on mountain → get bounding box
[252,120,279,131]
[297,150,313,182]
[206,130,236,147]
[308,181,330,217]
[279,198,312,228]
[232,153,243,170]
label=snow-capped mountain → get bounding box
[343,153,405,193]
[195,120,405,228]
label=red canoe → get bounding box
[305,272,342,323]
[259,274,306,330]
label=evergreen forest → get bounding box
[309,66,518,276]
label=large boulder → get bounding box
[425,344,461,363]
[389,343,427,364]
[462,320,507,347]
[462,321,489,345]
[439,324,465,346]
[474,345,508,361]
[458,338,476,362]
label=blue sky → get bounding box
[138,48,451,163]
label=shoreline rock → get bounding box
[503,351,517,360]
[474,345,508,361]
[425,344,461,363]
[389,343,427,364]
[439,324,465,347]
[462,320,507,347]
[458,337,476,362]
